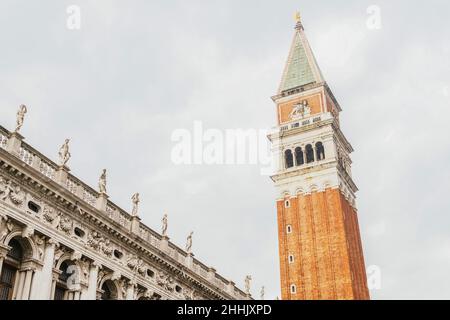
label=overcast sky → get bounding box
[1,0,449,300]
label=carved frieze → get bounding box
[102,239,113,257]
[0,177,25,207]
[33,234,46,261]
[58,215,73,235]
[156,271,175,292]
[80,258,90,283]
[0,215,13,243]
[86,231,113,259]
[86,231,103,251]
[43,205,57,223]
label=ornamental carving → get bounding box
[156,271,175,292]
[139,289,161,300]
[86,231,113,258]
[53,246,70,268]
[126,255,139,270]
[101,239,113,257]
[125,255,147,277]
[58,215,73,235]
[43,206,57,223]
[80,258,90,282]
[289,100,311,120]
[97,270,107,287]
[33,234,46,260]
[42,206,73,235]
[119,279,131,299]
[87,231,103,251]
[0,215,13,243]
[21,226,34,239]
[0,178,25,206]
[183,288,194,300]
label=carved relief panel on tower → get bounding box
[278,92,324,124]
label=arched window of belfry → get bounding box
[315,142,325,161]
[285,150,294,169]
[305,144,314,163]
[294,147,304,166]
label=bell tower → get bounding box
[269,15,370,300]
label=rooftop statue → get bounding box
[131,193,140,217]
[15,104,27,133]
[58,139,71,167]
[98,169,107,194]
[186,231,194,253]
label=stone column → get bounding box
[13,271,26,300]
[68,290,81,300]
[126,282,136,300]
[79,284,87,300]
[20,268,35,300]
[302,147,306,165]
[50,270,60,300]
[5,131,24,157]
[0,245,9,276]
[74,290,81,300]
[30,239,57,300]
[86,261,101,300]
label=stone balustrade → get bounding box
[277,112,333,133]
[0,126,9,146]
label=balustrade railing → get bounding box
[279,112,333,133]
[39,159,57,179]
[19,146,34,166]
[82,187,97,206]
[0,131,8,149]
[103,201,131,229]
[66,177,80,195]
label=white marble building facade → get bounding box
[0,118,249,300]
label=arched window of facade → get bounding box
[0,239,23,300]
[285,150,294,169]
[306,144,314,163]
[315,142,325,161]
[54,260,77,300]
[101,280,118,300]
[295,147,304,166]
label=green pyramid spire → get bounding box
[278,21,324,94]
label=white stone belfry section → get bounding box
[269,19,358,208]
